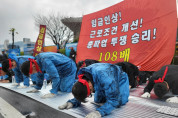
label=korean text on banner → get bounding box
[33,25,46,56]
[76,0,177,71]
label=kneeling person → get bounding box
[2,54,37,87]
[21,52,77,98]
[141,65,178,103]
[59,63,129,117]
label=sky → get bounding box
[0,0,123,46]
[0,0,177,47]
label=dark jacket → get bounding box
[0,54,8,63]
[69,49,76,61]
[138,71,153,84]
[115,62,139,88]
[2,53,8,60]
[144,65,178,95]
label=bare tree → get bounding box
[34,13,74,49]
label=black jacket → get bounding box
[84,59,100,66]
[115,62,139,88]
[69,50,76,61]
[144,65,178,95]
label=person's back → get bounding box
[35,52,74,74]
[78,63,129,105]
[34,52,77,93]
[114,62,139,88]
[62,63,129,117]
[36,52,72,66]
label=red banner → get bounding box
[33,25,46,56]
[43,46,57,53]
[76,0,177,71]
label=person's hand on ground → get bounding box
[129,85,131,89]
[41,93,55,99]
[141,92,150,98]
[11,83,20,86]
[26,89,39,93]
[17,85,28,89]
[85,111,101,118]
[30,84,36,87]
[58,102,73,110]
[166,97,178,103]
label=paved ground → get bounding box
[0,114,4,118]
[0,83,178,118]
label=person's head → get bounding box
[77,61,86,69]
[72,75,94,102]
[21,59,41,77]
[154,82,169,98]
[2,59,17,72]
[2,50,5,54]
[21,61,30,77]
[70,47,74,50]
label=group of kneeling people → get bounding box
[0,52,178,118]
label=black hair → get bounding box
[154,82,169,98]
[2,59,10,72]
[85,59,100,67]
[114,62,126,71]
[72,82,88,102]
[77,59,100,73]
[72,75,92,102]
[21,61,30,77]
[77,61,84,69]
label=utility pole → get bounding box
[9,28,18,49]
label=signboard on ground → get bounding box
[65,43,78,57]
[8,49,20,56]
[43,46,57,53]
